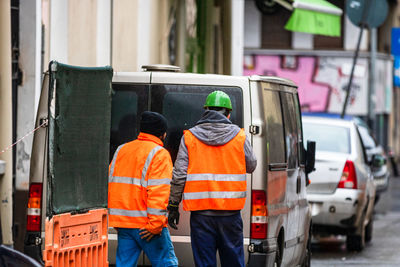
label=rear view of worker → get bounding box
[108,111,178,267]
[168,91,257,267]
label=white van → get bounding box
[24,64,315,267]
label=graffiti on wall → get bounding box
[243,54,392,115]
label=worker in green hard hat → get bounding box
[203,90,233,117]
[167,90,257,267]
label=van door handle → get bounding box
[269,163,288,171]
[296,175,301,194]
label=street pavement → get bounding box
[311,175,400,266]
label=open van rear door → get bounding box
[43,62,112,266]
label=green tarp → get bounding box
[285,0,342,37]
[47,61,113,216]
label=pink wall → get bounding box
[244,55,331,112]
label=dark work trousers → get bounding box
[190,212,244,267]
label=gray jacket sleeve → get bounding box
[169,136,189,204]
[244,135,257,173]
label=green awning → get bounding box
[285,0,342,37]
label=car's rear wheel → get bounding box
[374,194,380,205]
[301,234,311,267]
[346,217,366,251]
[346,234,365,251]
[365,218,373,243]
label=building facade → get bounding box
[3,0,400,251]
[243,0,395,153]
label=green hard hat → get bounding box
[204,91,232,110]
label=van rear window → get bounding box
[110,84,149,158]
[111,83,243,163]
[151,85,243,162]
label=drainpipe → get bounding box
[176,0,186,70]
[0,0,14,246]
[230,0,244,76]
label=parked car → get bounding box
[303,113,390,203]
[354,118,390,202]
[25,64,315,267]
[302,115,376,251]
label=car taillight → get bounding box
[251,190,267,239]
[338,160,357,189]
[26,183,42,232]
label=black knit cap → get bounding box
[140,111,168,137]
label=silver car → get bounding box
[356,120,390,200]
[302,116,376,251]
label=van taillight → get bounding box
[27,183,42,232]
[338,160,357,189]
[251,190,267,239]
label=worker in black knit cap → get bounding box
[108,111,178,267]
[140,111,168,140]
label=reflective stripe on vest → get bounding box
[109,207,167,217]
[182,129,247,211]
[183,191,246,200]
[109,176,171,187]
[109,144,124,181]
[141,146,163,185]
[147,207,167,216]
[109,209,146,217]
[109,145,167,218]
[109,145,165,185]
[187,173,246,182]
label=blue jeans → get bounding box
[116,227,178,267]
[190,212,244,267]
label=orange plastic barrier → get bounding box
[43,208,108,267]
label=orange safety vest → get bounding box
[108,133,172,234]
[182,129,247,211]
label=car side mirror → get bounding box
[371,154,386,168]
[305,141,316,175]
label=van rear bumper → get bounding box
[247,238,277,267]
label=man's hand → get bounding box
[167,202,180,230]
[139,228,156,242]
